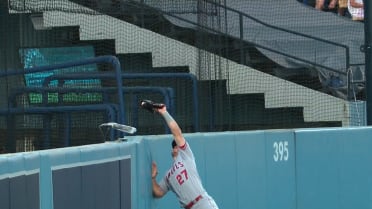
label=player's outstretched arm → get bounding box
[139,100,186,147]
[156,106,186,147]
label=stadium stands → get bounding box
[0,0,366,152]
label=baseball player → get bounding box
[140,100,219,209]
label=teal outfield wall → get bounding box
[0,127,371,209]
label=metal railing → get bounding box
[0,104,117,151]
[0,55,126,124]
[42,72,200,131]
[9,86,175,134]
[134,0,350,73]
[126,0,358,99]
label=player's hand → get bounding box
[156,105,166,114]
[152,162,158,179]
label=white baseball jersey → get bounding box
[159,142,219,209]
[348,0,364,20]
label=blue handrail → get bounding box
[0,104,117,149]
[0,55,126,125]
[9,86,174,134]
[42,72,200,132]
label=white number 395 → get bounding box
[273,141,289,162]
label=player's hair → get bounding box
[171,140,177,148]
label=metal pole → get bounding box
[364,0,372,125]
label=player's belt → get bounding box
[184,195,203,209]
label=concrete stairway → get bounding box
[30,1,351,126]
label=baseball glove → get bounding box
[140,100,165,113]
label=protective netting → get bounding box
[0,0,366,153]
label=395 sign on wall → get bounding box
[273,141,289,162]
